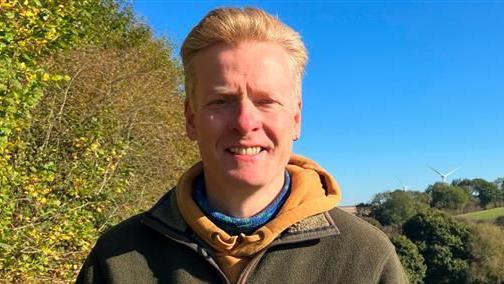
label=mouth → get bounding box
[226,146,267,156]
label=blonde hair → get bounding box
[181,7,308,102]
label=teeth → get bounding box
[229,146,262,155]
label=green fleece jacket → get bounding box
[76,188,407,283]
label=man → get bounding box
[77,7,407,284]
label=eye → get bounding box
[207,99,227,105]
[256,99,276,105]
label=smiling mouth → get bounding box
[227,146,265,156]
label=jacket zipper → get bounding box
[144,211,339,284]
[235,226,339,284]
[237,249,267,284]
[142,216,232,284]
[236,237,299,284]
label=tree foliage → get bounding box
[369,180,503,284]
[472,179,501,208]
[402,210,472,283]
[0,0,140,146]
[452,178,478,197]
[1,1,197,281]
[391,234,426,284]
[370,190,429,226]
[494,177,504,190]
[426,182,470,211]
[454,178,503,208]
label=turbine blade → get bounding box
[446,167,459,176]
[395,176,404,186]
[429,166,443,176]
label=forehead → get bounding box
[191,41,295,94]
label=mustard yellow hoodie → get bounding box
[176,154,341,283]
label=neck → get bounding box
[203,172,285,218]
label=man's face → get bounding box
[185,41,301,190]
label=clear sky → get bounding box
[133,1,504,205]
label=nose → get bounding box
[230,99,261,135]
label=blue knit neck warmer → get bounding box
[193,171,291,236]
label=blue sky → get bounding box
[133,1,504,205]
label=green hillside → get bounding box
[457,207,504,221]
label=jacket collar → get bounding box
[141,189,340,247]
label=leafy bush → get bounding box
[391,235,426,284]
[426,182,470,211]
[370,190,429,226]
[453,178,503,209]
[468,222,504,283]
[0,1,197,281]
[495,216,504,227]
[402,209,472,283]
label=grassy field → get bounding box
[457,207,504,222]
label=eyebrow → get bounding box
[212,86,239,95]
[210,86,282,99]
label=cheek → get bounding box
[197,111,216,123]
[195,112,224,138]
[263,112,297,142]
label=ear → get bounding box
[293,98,302,140]
[184,99,197,141]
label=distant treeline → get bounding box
[357,177,504,283]
[1,1,197,281]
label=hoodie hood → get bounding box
[176,153,341,257]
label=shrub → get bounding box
[468,222,504,283]
[391,235,426,284]
[0,1,197,281]
[495,216,504,227]
[403,209,471,283]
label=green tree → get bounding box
[371,190,429,226]
[426,182,470,210]
[472,178,501,208]
[452,178,477,196]
[493,177,504,190]
[456,178,503,208]
[0,0,138,147]
[495,178,504,204]
[391,235,427,284]
[402,209,472,283]
[0,1,197,281]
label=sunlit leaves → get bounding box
[0,0,187,281]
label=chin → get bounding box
[226,170,269,189]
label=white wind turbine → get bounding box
[429,166,459,183]
[396,177,410,191]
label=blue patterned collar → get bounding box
[193,171,291,235]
